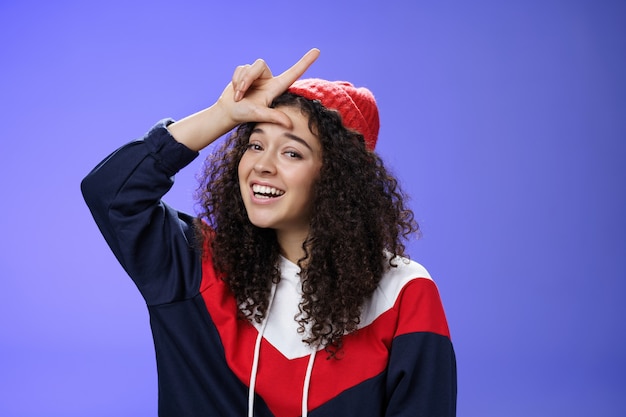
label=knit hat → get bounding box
[288,78,380,150]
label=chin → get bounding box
[247,216,276,230]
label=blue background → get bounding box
[1,1,624,416]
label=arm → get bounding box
[81,49,320,304]
[385,279,457,416]
[81,120,201,304]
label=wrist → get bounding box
[168,103,237,152]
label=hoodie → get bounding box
[81,120,457,416]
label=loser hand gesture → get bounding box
[168,48,319,152]
[218,48,320,127]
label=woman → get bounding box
[82,48,456,417]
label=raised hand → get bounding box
[168,48,320,152]
[219,48,320,127]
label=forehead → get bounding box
[277,105,314,129]
[253,107,320,148]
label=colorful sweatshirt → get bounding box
[81,120,457,417]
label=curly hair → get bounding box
[194,92,419,356]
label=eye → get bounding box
[245,142,263,152]
[284,150,303,159]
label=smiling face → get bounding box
[237,105,323,244]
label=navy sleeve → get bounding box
[384,279,457,416]
[81,119,202,305]
[385,332,457,416]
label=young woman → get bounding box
[82,48,456,417]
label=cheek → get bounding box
[237,155,250,180]
[297,167,321,200]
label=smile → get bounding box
[252,184,285,199]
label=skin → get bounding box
[238,106,323,263]
[167,48,321,261]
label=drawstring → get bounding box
[246,277,317,417]
[301,349,317,417]
[248,284,277,417]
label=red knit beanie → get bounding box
[288,78,380,150]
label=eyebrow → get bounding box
[251,127,314,151]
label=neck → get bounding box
[276,229,309,265]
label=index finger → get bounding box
[275,48,321,90]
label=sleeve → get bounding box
[384,279,457,416]
[81,119,202,305]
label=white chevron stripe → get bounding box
[252,255,431,360]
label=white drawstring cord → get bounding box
[248,284,277,417]
[301,349,317,417]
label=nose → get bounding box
[253,151,276,175]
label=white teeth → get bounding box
[252,184,284,197]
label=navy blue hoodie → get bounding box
[81,120,457,416]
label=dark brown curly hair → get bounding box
[194,92,419,356]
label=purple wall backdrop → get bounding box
[1,1,624,416]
